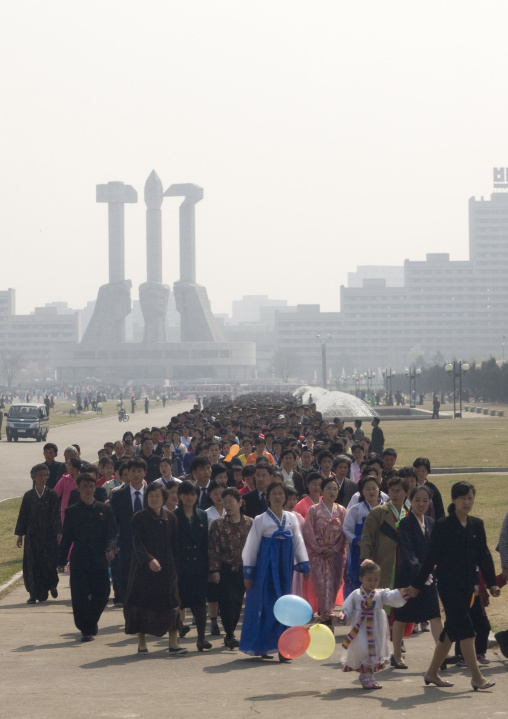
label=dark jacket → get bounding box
[174,506,208,578]
[44,460,67,490]
[395,511,434,586]
[110,485,147,595]
[124,507,180,635]
[139,452,161,483]
[58,500,116,567]
[243,489,268,519]
[413,513,496,591]
[371,426,384,456]
[338,478,358,508]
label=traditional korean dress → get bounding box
[302,501,347,616]
[240,509,309,656]
[341,587,407,673]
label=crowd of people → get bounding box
[13,393,508,691]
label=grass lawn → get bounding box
[381,416,508,467]
[0,498,23,589]
[48,400,124,427]
[3,399,180,429]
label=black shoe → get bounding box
[50,587,58,599]
[260,654,274,659]
[169,647,188,655]
[278,652,292,663]
[495,630,508,658]
[210,619,221,636]
[81,633,94,642]
[27,597,36,605]
[179,624,191,638]
[224,636,239,650]
[197,639,212,652]
[137,647,148,654]
[390,654,408,669]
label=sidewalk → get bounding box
[1,577,506,719]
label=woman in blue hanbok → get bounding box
[343,477,384,599]
[240,482,310,659]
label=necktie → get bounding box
[134,490,142,512]
[200,488,207,508]
[260,492,267,508]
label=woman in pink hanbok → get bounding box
[302,477,347,623]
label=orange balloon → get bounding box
[225,444,240,461]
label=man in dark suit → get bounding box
[151,427,163,456]
[57,473,117,641]
[43,443,67,489]
[243,460,272,518]
[110,457,147,604]
[138,437,161,482]
[333,455,358,507]
[191,456,213,509]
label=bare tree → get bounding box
[272,350,302,382]
[0,351,23,388]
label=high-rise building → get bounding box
[275,170,508,377]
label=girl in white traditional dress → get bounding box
[341,560,408,689]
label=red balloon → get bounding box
[278,626,311,659]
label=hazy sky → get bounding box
[3,0,508,317]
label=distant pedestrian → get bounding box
[370,417,384,456]
[432,395,440,419]
[144,397,149,414]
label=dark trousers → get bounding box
[455,594,491,656]
[217,565,245,638]
[70,560,110,635]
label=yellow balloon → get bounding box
[305,623,336,660]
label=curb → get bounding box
[0,571,22,596]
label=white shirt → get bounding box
[205,505,226,529]
[281,468,294,488]
[130,484,145,511]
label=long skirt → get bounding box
[239,535,294,656]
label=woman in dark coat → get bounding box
[15,463,62,603]
[408,481,500,690]
[391,485,442,668]
[124,483,185,654]
[174,480,211,651]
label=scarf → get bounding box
[342,588,377,662]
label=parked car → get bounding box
[4,403,49,442]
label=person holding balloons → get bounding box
[239,480,310,660]
[341,560,408,689]
[302,477,347,625]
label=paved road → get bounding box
[1,576,507,719]
[0,401,194,502]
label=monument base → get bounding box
[55,341,255,382]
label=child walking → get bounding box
[341,560,407,689]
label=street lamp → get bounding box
[404,366,422,408]
[316,334,332,389]
[365,369,376,392]
[445,361,470,418]
[381,368,396,396]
